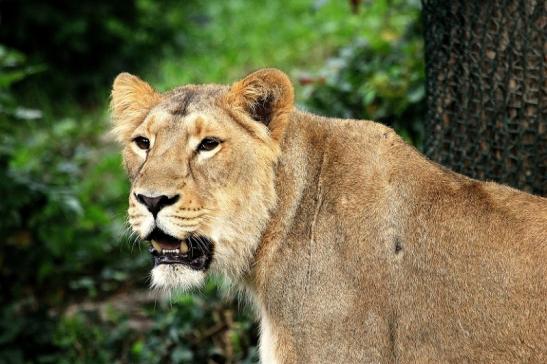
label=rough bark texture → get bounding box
[422,0,546,195]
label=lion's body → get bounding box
[252,112,547,363]
[111,69,547,363]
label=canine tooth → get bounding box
[152,241,161,251]
[180,241,189,253]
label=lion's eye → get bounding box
[133,136,150,150]
[197,137,220,152]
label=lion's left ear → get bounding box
[110,73,161,143]
[226,68,294,142]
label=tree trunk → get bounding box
[422,0,546,195]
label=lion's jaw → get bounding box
[111,70,293,293]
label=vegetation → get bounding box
[304,0,425,145]
[0,1,423,362]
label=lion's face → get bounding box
[110,70,293,291]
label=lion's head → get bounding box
[110,69,294,291]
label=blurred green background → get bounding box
[0,0,423,362]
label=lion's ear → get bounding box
[110,73,161,142]
[226,68,294,142]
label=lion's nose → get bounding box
[135,193,180,217]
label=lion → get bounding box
[110,68,547,363]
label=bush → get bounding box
[0,0,193,102]
[0,45,145,362]
[53,284,258,364]
[303,0,425,145]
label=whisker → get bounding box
[189,232,196,256]
[127,229,141,246]
[190,232,207,255]
[194,235,207,255]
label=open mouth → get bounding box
[146,228,213,271]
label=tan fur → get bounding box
[111,69,547,363]
[110,73,162,143]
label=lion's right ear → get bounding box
[225,68,294,142]
[110,73,161,143]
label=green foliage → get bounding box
[0,0,193,101]
[304,0,425,145]
[156,0,395,88]
[1,0,425,362]
[0,45,147,362]
[52,283,257,364]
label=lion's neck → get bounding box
[249,110,390,291]
[245,110,400,362]
[245,110,330,363]
[250,110,329,293]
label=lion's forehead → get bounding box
[159,84,229,116]
[139,85,232,138]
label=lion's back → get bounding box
[390,153,547,362]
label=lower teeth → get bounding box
[163,249,177,254]
[150,240,189,254]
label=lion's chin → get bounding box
[151,264,206,293]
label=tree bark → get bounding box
[422,0,546,195]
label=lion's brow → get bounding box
[166,90,197,116]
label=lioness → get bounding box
[111,68,547,363]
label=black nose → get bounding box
[135,193,179,216]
